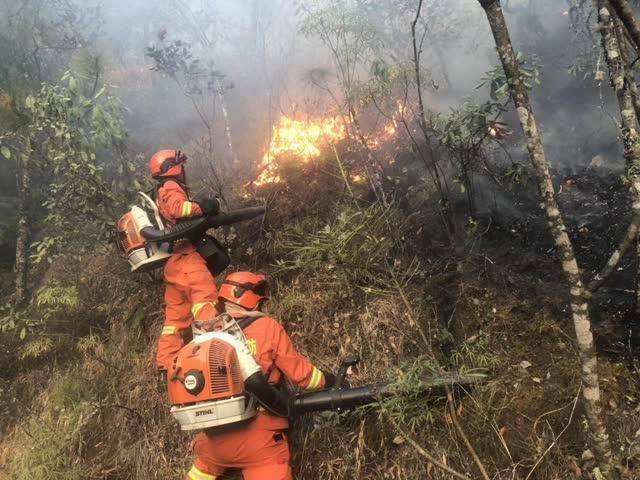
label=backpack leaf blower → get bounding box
[116,192,265,273]
[167,332,487,431]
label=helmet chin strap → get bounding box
[224,302,265,318]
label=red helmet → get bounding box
[149,149,187,179]
[219,272,268,310]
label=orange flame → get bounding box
[254,116,347,186]
[254,104,405,186]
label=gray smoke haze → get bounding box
[94,0,618,173]
[1,0,624,179]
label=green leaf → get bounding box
[20,327,26,340]
[94,86,107,100]
[1,146,11,159]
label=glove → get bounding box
[194,195,221,215]
[322,370,338,389]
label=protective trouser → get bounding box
[187,418,292,480]
[155,179,218,371]
[156,250,218,370]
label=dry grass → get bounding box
[1,170,639,479]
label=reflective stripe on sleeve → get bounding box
[191,302,216,320]
[187,465,216,480]
[306,366,324,391]
[161,325,178,335]
[180,201,194,217]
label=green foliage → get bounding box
[478,52,542,100]
[0,1,104,128]
[36,282,80,316]
[503,162,530,187]
[0,280,80,342]
[377,356,439,430]
[49,371,94,408]
[70,49,107,96]
[147,40,200,78]
[300,0,384,103]
[6,416,86,480]
[0,277,80,344]
[568,49,601,80]
[0,305,34,338]
[435,99,505,151]
[75,333,103,355]
[1,72,131,260]
[451,332,498,370]
[300,1,383,55]
[146,40,224,96]
[360,60,415,106]
[20,337,55,360]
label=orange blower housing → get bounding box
[117,209,146,257]
[115,193,172,272]
[167,332,261,430]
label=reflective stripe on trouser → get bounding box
[156,249,217,371]
[187,465,216,480]
[306,366,324,391]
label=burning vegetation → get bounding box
[253,106,403,188]
[2,1,640,480]
[254,115,347,186]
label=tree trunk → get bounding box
[608,0,640,54]
[596,1,640,316]
[587,4,640,295]
[614,14,640,124]
[477,1,619,477]
[14,153,30,308]
[216,78,239,169]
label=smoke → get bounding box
[0,0,626,181]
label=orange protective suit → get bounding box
[155,180,218,371]
[186,315,327,480]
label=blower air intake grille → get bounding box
[208,339,244,398]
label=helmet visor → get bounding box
[228,279,268,298]
[159,153,187,175]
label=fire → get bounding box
[254,116,347,186]
[254,103,406,186]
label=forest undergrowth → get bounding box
[1,158,639,480]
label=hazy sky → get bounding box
[67,0,619,172]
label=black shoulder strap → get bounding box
[237,315,262,331]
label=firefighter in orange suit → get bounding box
[185,271,334,480]
[150,149,220,371]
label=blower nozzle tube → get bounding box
[293,383,389,415]
[291,370,488,415]
[141,206,266,243]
